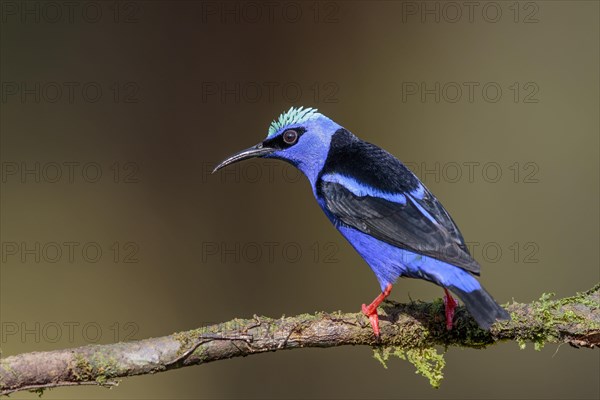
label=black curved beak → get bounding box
[212,143,275,173]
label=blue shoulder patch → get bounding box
[321,173,407,205]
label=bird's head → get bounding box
[213,107,341,183]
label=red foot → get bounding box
[443,288,458,330]
[361,284,393,337]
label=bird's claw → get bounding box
[443,288,458,330]
[361,303,381,337]
[361,284,392,337]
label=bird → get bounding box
[213,106,510,336]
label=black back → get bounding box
[317,129,480,275]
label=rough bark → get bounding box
[1,284,598,396]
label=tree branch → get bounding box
[1,284,598,395]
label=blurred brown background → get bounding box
[1,1,598,399]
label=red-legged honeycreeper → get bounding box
[213,107,510,336]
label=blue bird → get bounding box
[213,107,510,336]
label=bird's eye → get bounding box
[283,129,298,145]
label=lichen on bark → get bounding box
[0,284,598,396]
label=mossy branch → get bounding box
[1,284,598,395]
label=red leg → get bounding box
[443,288,457,330]
[361,284,393,337]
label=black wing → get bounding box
[318,130,480,275]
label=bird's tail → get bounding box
[413,256,510,330]
[450,285,511,330]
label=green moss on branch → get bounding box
[1,284,598,396]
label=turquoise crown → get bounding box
[267,106,320,138]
